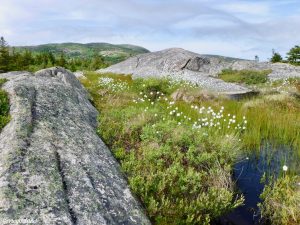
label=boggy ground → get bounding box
[80,71,300,225]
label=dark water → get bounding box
[217,144,300,225]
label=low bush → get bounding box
[219,69,271,85]
[0,78,7,86]
[259,175,300,225]
[98,103,244,224]
[0,78,10,131]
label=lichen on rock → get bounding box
[0,67,150,225]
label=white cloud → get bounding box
[218,1,271,16]
[0,0,299,60]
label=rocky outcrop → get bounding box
[98,48,229,79]
[0,67,150,225]
[98,48,300,93]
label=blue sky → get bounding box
[0,0,300,60]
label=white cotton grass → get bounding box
[282,165,288,172]
[98,77,128,92]
[133,91,248,135]
[133,91,247,139]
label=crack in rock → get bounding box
[54,150,78,225]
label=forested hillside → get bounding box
[0,37,149,72]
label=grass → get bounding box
[218,68,272,85]
[80,72,300,224]
[0,78,10,131]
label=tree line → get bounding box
[0,36,108,73]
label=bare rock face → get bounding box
[98,48,300,94]
[267,63,300,80]
[0,67,150,225]
[98,48,228,78]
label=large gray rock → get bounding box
[98,48,300,93]
[0,67,150,225]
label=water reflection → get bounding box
[217,144,299,225]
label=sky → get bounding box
[0,0,300,61]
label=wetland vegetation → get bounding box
[81,71,300,225]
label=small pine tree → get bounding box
[22,50,34,68]
[271,52,282,63]
[0,37,10,72]
[68,59,77,72]
[57,53,67,67]
[287,45,300,65]
[42,53,49,68]
[48,52,56,66]
[91,52,105,70]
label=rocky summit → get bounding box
[98,48,300,94]
[0,68,150,225]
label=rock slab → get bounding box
[98,48,300,93]
[0,67,150,225]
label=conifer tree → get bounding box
[57,53,67,67]
[91,52,105,70]
[0,37,10,72]
[271,50,282,63]
[287,45,300,65]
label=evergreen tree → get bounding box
[0,37,10,72]
[57,53,67,67]
[10,47,20,70]
[35,53,43,65]
[22,50,34,68]
[91,52,105,70]
[69,59,77,72]
[271,51,282,63]
[41,53,49,68]
[287,45,300,65]
[48,52,56,66]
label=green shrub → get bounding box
[98,107,244,224]
[219,69,271,85]
[259,175,300,225]
[87,75,245,224]
[0,78,7,87]
[0,78,10,131]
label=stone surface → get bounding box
[98,48,300,93]
[0,67,150,225]
[73,71,85,79]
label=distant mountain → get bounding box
[15,43,150,64]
